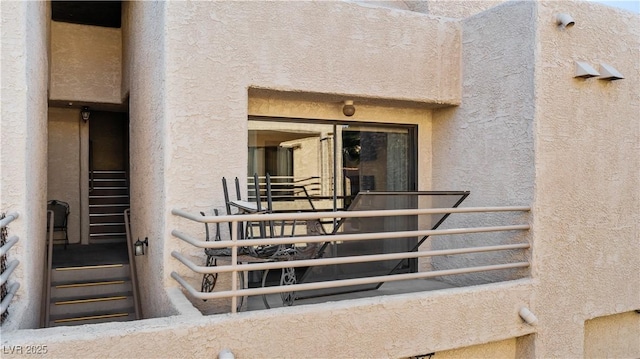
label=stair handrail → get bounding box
[124,208,141,319]
[42,210,54,327]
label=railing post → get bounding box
[230,221,238,313]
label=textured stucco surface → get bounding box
[49,21,122,104]
[531,2,640,357]
[583,311,640,358]
[2,280,535,358]
[431,1,536,286]
[406,0,508,18]
[123,1,175,318]
[434,337,515,359]
[1,0,639,356]
[0,1,49,330]
[47,108,81,244]
[161,0,459,304]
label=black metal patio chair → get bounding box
[47,200,70,249]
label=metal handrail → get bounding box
[124,209,142,319]
[43,210,54,327]
[0,212,19,319]
[171,206,531,313]
[172,206,531,224]
[0,212,19,228]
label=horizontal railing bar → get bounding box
[0,235,19,256]
[172,224,530,249]
[0,282,20,315]
[0,260,20,286]
[0,212,19,228]
[172,206,530,224]
[172,243,530,274]
[172,262,529,300]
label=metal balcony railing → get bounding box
[171,206,530,313]
[1,212,20,324]
[248,176,322,200]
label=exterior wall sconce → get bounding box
[134,237,148,256]
[519,307,538,326]
[81,106,91,122]
[598,63,624,81]
[574,61,600,78]
[556,13,575,29]
[342,100,355,117]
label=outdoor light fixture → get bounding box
[598,63,624,81]
[556,13,575,29]
[574,61,600,79]
[342,100,355,117]
[134,237,148,256]
[519,307,538,326]
[81,106,91,122]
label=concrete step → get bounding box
[50,292,133,316]
[88,235,128,243]
[91,170,126,179]
[90,223,126,234]
[51,279,132,299]
[49,308,135,327]
[90,187,129,197]
[89,195,130,205]
[91,178,127,187]
[51,264,130,283]
[89,212,126,224]
[89,204,130,214]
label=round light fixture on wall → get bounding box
[342,100,355,117]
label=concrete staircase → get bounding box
[89,170,129,243]
[48,263,137,327]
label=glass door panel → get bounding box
[247,117,418,295]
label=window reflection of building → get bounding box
[248,117,416,211]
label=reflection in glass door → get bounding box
[247,117,417,294]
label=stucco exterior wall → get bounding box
[430,1,535,286]
[584,311,640,358]
[531,2,640,357]
[2,280,535,358]
[0,1,49,330]
[47,108,81,244]
[406,0,507,18]
[123,1,175,318]
[435,337,515,358]
[161,1,459,301]
[49,21,122,104]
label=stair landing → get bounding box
[53,242,129,267]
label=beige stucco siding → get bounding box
[532,1,640,357]
[584,311,640,358]
[430,1,536,286]
[49,21,122,104]
[0,1,49,330]
[160,1,460,299]
[123,1,176,318]
[2,280,535,358]
[47,108,82,244]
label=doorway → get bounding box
[247,117,418,292]
[87,111,129,244]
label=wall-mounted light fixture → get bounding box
[134,237,149,256]
[342,100,355,117]
[519,307,538,326]
[574,61,600,79]
[81,106,91,122]
[598,63,624,81]
[556,13,575,29]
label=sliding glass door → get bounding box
[247,116,417,293]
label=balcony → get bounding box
[170,192,531,315]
